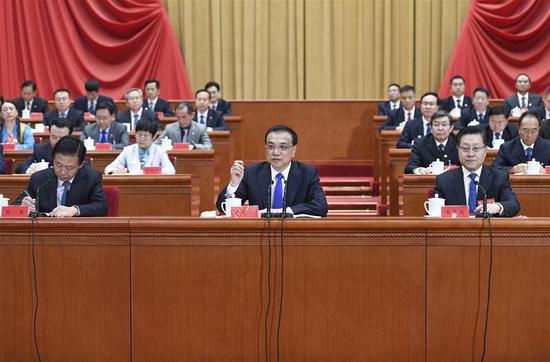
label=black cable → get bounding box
[128,220,133,362]
[264,211,272,362]
[31,216,42,362]
[276,215,285,362]
[424,227,428,362]
[480,217,493,362]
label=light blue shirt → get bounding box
[1,123,35,150]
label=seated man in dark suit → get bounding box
[434,126,520,217]
[440,75,472,114]
[10,80,49,116]
[143,79,174,116]
[15,118,73,174]
[216,125,328,217]
[116,88,160,132]
[493,111,550,174]
[405,111,459,174]
[73,79,115,116]
[80,102,129,149]
[205,81,232,116]
[504,73,542,117]
[483,106,518,148]
[15,136,108,217]
[455,87,490,130]
[44,88,85,131]
[536,89,550,137]
[0,144,5,174]
[158,102,212,149]
[397,92,439,148]
[380,85,421,131]
[377,83,401,116]
[194,89,229,130]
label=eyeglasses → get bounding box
[136,133,152,140]
[266,144,292,152]
[458,146,486,153]
[519,128,539,135]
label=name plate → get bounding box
[143,166,162,175]
[1,206,29,218]
[84,112,92,118]
[30,113,43,120]
[157,112,164,120]
[1,143,16,150]
[95,143,112,151]
[231,206,259,218]
[441,205,469,218]
[173,143,190,150]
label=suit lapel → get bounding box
[453,168,467,205]
[478,166,493,202]
[514,139,527,163]
[66,167,87,205]
[285,162,302,207]
[259,163,272,209]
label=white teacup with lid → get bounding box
[424,193,445,217]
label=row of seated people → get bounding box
[381,87,550,150]
[0,125,328,218]
[378,74,547,120]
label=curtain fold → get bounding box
[0,0,192,100]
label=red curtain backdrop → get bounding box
[0,0,192,101]
[439,0,550,99]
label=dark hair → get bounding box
[194,88,210,99]
[21,80,37,91]
[53,88,71,97]
[175,102,195,114]
[457,126,487,147]
[488,106,506,117]
[449,75,465,85]
[96,101,115,115]
[53,136,86,164]
[205,81,221,91]
[84,79,100,92]
[515,73,531,82]
[518,111,541,127]
[430,110,453,125]
[135,117,158,135]
[400,85,415,93]
[387,83,400,91]
[472,87,489,98]
[144,79,160,89]
[0,96,3,105]
[50,118,73,134]
[264,125,298,146]
[420,92,440,105]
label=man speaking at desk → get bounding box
[433,126,520,217]
[14,136,108,217]
[216,125,328,217]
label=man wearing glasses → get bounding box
[433,126,520,217]
[216,125,328,217]
[493,112,550,174]
[15,136,108,217]
[80,102,129,149]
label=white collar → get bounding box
[462,166,482,180]
[520,138,535,151]
[270,162,292,182]
[57,177,75,187]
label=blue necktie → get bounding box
[526,147,533,161]
[89,102,95,114]
[200,115,205,125]
[100,130,108,143]
[468,173,477,215]
[426,124,431,135]
[133,114,139,128]
[273,173,284,209]
[60,181,71,206]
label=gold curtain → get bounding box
[164,0,470,99]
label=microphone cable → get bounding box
[31,215,42,362]
[264,181,273,362]
[480,216,493,362]
[276,180,288,362]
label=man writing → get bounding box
[216,125,328,217]
[433,126,520,217]
[14,136,108,217]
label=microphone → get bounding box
[474,180,490,218]
[280,180,291,219]
[262,180,274,219]
[30,178,53,218]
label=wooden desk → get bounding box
[0,175,198,216]
[6,150,215,212]
[2,218,550,361]
[378,130,401,206]
[372,116,386,187]
[388,149,498,216]
[402,174,550,217]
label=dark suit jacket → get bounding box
[212,99,232,116]
[533,106,550,123]
[44,108,85,131]
[0,144,5,174]
[504,93,542,116]
[13,165,108,216]
[15,143,53,174]
[194,109,229,130]
[482,124,519,148]
[11,97,49,116]
[73,95,115,114]
[116,110,160,130]
[492,137,550,172]
[405,134,459,174]
[455,107,489,130]
[143,98,174,116]
[80,122,130,149]
[397,118,429,148]
[440,95,473,112]
[434,166,520,217]
[216,161,328,217]
[380,108,421,131]
[377,101,401,116]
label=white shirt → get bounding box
[462,166,482,205]
[520,139,535,152]
[197,110,208,124]
[389,100,400,110]
[25,99,34,110]
[453,95,465,107]
[88,97,98,111]
[56,177,75,206]
[517,92,529,107]
[130,109,143,129]
[147,97,158,110]
[422,117,431,135]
